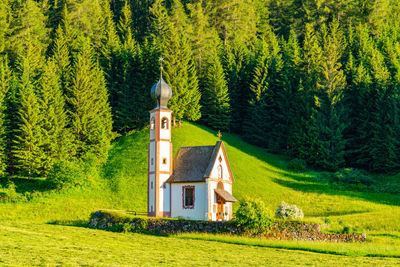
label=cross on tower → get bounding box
[159,57,164,78]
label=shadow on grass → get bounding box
[0,176,53,194]
[46,220,89,228]
[272,173,400,207]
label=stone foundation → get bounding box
[89,210,366,242]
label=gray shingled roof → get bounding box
[167,141,222,183]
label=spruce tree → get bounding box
[67,38,114,164]
[200,51,231,131]
[315,20,346,170]
[151,0,201,125]
[245,38,271,146]
[38,59,72,173]
[12,56,45,176]
[0,56,11,175]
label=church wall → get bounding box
[149,142,155,173]
[159,111,171,140]
[171,183,207,220]
[208,180,232,221]
[148,173,155,214]
[209,149,232,183]
[159,173,171,214]
[149,113,155,140]
[158,141,171,172]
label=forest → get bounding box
[0,0,400,177]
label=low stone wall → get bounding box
[89,210,366,242]
[265,221,367,242]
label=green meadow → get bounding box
[1,122,400,265]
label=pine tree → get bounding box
[38,59,72,173]
[7,0,49,68]
[200,51,231,131]
[0,0,10,55]
[151,0,201,125]
[12,55,45,176]
[245,38,271,146]
[67,38,114,163]
[0,56,11,175]
[315,20,346,170]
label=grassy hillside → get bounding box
[1,122,400,263]
[1,122,400,232]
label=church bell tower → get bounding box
[148,63,173,217]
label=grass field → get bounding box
[0,222,399,266]
[1,122,400,265]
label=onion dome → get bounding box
[150,67,172,109]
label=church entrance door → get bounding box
[217,196,224,221]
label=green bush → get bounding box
[342,226,353,234]
[275,201,304,220]
[0,181,24,202]
[287,158,306,171]
[47,160,86,189]
[234,198,273,234]
[332,168,374,189]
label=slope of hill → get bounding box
[1,122,400,233]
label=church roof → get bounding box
[215,188,238,202]
[167,141,225,183]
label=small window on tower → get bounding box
[161,117,169,129]
[162,158,167,164]
[151,181,153,189]
[150,117,155,130]
[151,158,154,165]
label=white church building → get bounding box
[147,73,237,221]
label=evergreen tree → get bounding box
[12,55,45,176]
[67,38,114,163]
[0,56,11,174]
[38,59,72,173]
[315,20,346,170]
[200,51,231,131]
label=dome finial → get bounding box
[159,56,164,79]
[150,58,172,109]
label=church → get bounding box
[147,72,237,221]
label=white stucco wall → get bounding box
[149,142,155,173]
[207,147,234,221]
[159,111,171,140]
[148,173,155,213]
[171,183,208,220]
[158,141,170,172]
[159,173,171,212]
[149,113,155,140]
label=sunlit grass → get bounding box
[176,232,400,258]
[1,122,400,263]
[0,222,399,266]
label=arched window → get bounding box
[161,117,169,129]
[150,117,155,130]
[218,165,223,179]
[217,181,224,190]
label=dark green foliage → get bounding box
[287,158,306,172]
[200,51,231,131]
[234,198,273,234]
[0,0,399,179]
